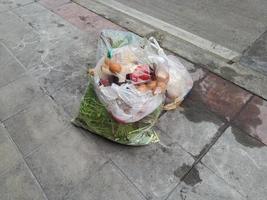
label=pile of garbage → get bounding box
[72,30,193,145]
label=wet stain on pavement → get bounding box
[233,96,266,144]
[181,98,225,124]
[231,127,264,148]
[174,163,191,178]
[237,97,262,130]
[174,164,202,186]
[183,167,202,186]
[186,73,251,122]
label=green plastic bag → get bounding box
[72,78,161,145]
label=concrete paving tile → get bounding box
[0,11,36,49]
[1,4,95,72]
[202,126,267,199]
[0,75,43,121]
[27,43,89,94]
[111,143,194,200]
[0,43,25,87]
[0,12,42,69]
[0,162,46,200]
[188,73,252,121]
[66,161,145,200]
[0,124,22,174]
[8,29,94,93]
[0,41,14,65]
[168,163,245,200]
[2,8,95,93]
[39,0,70,11]
[54,2,122,34]
[25,126,108,200]
[240,31,267,74]
[13,3,79,39]
[233,96,267,145]
[156,98,224,156]
[52,74,89,119]
[4,95,69,156]
[0,0,33,12]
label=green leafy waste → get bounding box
[72,78,162,145]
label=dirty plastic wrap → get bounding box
[72,29,193,145]
[94,43,168,123]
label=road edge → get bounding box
[73,0,267,100]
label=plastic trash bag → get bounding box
[93,41,169,123]
[72,29,193,145]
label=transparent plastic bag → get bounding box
[73,29,193,145]
[72,78,161,145]
[93,40,168,123]
[166,55,193,101]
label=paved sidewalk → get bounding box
[0,1,267,200]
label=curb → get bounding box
[73,0,267,100]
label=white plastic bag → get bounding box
[93,36,192,123]
[166,55,193,101]
[93,41,166,123]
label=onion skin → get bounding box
[137,84,149,92]
[153,81,167,94]
[146,81,157,90]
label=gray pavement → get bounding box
[240,31,267,74]
[0,1,267,200]
[115,0,267,53]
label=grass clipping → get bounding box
[72,78,161,145]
